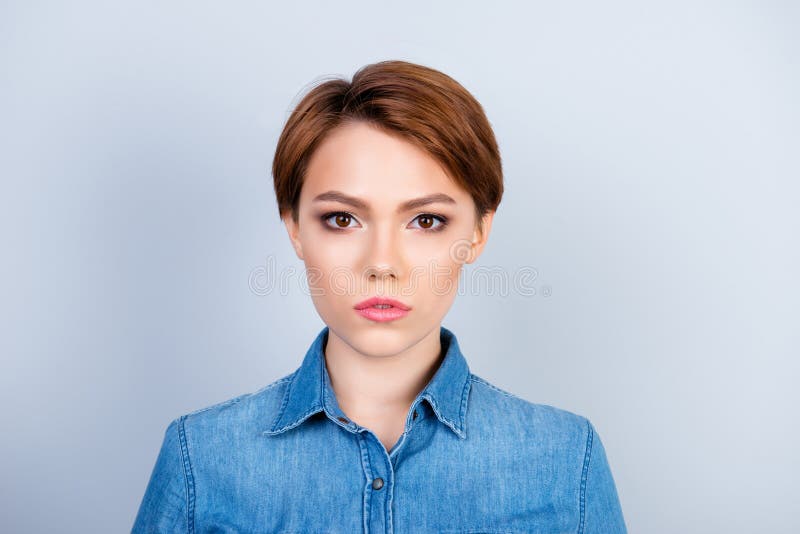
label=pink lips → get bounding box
[354,297,411,323]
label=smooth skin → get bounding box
[282,121,494,452]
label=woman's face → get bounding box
[283,120,494,357]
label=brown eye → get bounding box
[410,213,448,232]
[418,215,434,229]
[321,211,360,230]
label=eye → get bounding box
[321,211,360,230]
[409,213,448,233]
[320,211,449,233]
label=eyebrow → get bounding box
[312,190,457,213]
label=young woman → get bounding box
[133,60,627,533]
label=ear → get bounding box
[466,210,495,264]
[282,213,304,261]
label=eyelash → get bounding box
[320,211,449,233]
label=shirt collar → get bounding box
[263,325,472,439]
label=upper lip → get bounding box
[354,297,411,311]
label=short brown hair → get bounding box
[272,60,503,229]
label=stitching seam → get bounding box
[458,372,472,438]
[184,375,294,418]
[269,371,298,431]
[579,419,593,534]
[177,416,196,534]
[469,374,526,402]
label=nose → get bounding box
[362,223,403,284]
[365,264,396,283]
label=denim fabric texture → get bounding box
[133,326,627,533]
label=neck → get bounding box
[323,326,444,419]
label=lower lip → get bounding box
[355,306,410,322]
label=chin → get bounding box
[334,320,425,357]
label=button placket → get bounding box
[358,428,394,533]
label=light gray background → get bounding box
[2,1,797,532]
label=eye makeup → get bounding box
[318,211,450,233]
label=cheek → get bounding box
[407,249,463,300]
[407,231,467,269]
[406,217,475,261]
[301,227,351,269]
[302,245,360,302]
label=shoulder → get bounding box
[174,372,295,436]
[467,372,591,444]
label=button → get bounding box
[412,410,418,420]
[337,416,349,424]
[372,477,384,490]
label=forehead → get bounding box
[301,121,471,207]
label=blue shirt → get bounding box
[133,326,627,533]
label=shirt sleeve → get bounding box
[580,419,627,534]
[132,417,192,533]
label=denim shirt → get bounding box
[133,326,627,533]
